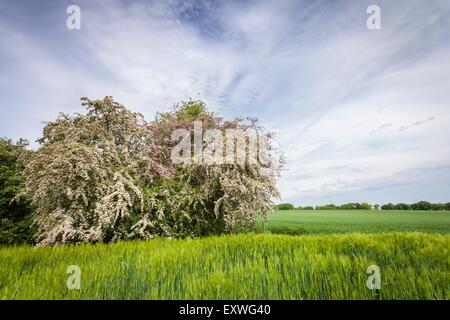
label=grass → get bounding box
[1,210,449,300]
[0,232,449,299]
[266,210,450,234]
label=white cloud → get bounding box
[0,0,449,204]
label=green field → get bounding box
[1,210,449,300]
[266,210,450,234]
[1,232,449,299]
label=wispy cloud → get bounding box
[370,123,393,135]
[1,0,449,204]
[414,117,435,126]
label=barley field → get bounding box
[0,232,449,300]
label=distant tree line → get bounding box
[277,201,450,211]
[276,203,295,210]
[380,201,450,211]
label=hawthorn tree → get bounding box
[23,97,150,245]
[133,100,281,238]
[24,97,281,245]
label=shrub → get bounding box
[277,203,294,210]
[315,204,337,210]
[268,226,309,235]
[411,201,433,211]
[23,98,281,244]
[23,97,150,245]
[395,203,411,210]
[381,203,396,210]
[0,138,35,244]
[133,100,281,237]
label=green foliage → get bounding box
[268,226,309,235]
[0,138,34,244]
[315,204,338,210]
[160,99,207,122]
[23,97,149,245]
[297,202,449,211]
[395,203,411,210]
[276,203,294,210]
[360,202,372,210]
[381,203,396,210]
[411,201,432,210]
[21,97,279,244]
[0,233,448,299]
[138,179,222,238]
[380,201,449,211]
[322,203,371,210]
[135,100,280,239]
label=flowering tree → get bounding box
[132,100,281,238]
[24,97,281,245]
[24,97,148,244]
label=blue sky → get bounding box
[1,0,450,205]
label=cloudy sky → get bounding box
[1,0,449,205]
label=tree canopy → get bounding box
[0,138,34,244]
[22,97,280,245]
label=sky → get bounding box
[1,0,449,205]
